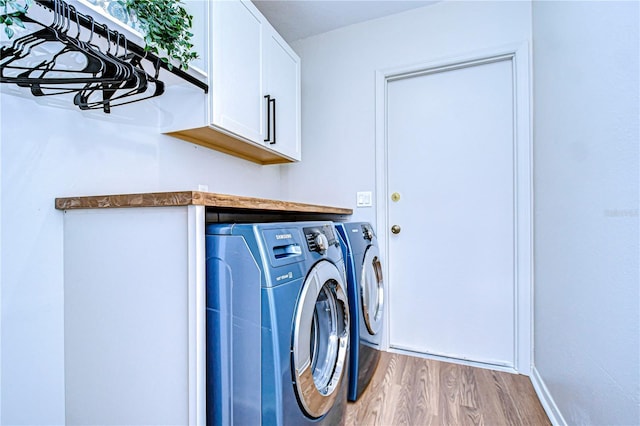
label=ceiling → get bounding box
[252,1,438,43]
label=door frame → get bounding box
[374,43,532,374]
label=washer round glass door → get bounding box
[292,260,349,419]
[361,245,384,335]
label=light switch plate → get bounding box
[356,191,373,207]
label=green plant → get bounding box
[118,0,198,70]
[0,0,30,38]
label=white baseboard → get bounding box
[530,366,568,426]
[387,346,518,374]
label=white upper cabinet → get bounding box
[263,26,302,161]
[211,0,264,143]
[164,0,301,165]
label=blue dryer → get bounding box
[335,222,384,402]
[206,221,350,425]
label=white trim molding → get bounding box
[531,366,568,426]
[187,205,207,426]
[0,63,3,426]
[375,42,533,374]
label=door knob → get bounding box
[391,225,401,234]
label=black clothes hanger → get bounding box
[2,2,124,86]
[74,56,162,113]
[0,0,198,112]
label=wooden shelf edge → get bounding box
[164,126,296,165]
[55,191,353,216]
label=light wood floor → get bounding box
[344,351,550,426]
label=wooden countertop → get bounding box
[55,191,353,216]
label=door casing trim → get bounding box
[374,43,533,374]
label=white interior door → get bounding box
[386,57,517,368]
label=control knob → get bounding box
[362,226,373,241]
[314,233,329,253]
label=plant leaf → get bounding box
[13,15,24,28]
[123,0,197,69]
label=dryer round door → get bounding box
[292,260,350,419]
[361,245,384,335]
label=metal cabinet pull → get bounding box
[264,95,276,145]
[271,97,276,145]
[263,95,277,144]
[264,95,272,143]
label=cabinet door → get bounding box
[263,27,301,161]
[63,207,206,426]
[210,0,264,143]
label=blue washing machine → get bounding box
[335,222,384,402]
[206,221,350,425]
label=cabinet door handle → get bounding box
[264,95,272,143]
[270,97,276,145]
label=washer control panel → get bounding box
[304,225,339,253]
[361,224,374,241]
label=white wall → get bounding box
[532,1,639,425]
[286,0,532,227]
[0,6,287,424]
